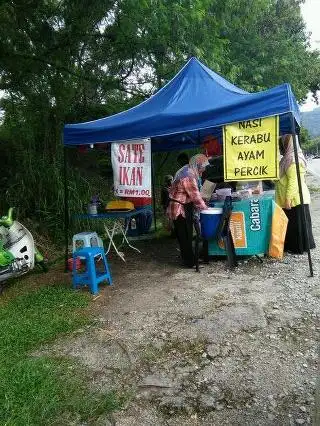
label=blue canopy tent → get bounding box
[64,57,301,151]
[63,58,313,275]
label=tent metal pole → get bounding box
[289,114,313,277]
[159,152,170,170]
[151,151,157,232]
[63,146,70,272]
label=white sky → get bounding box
[300,0,320,111]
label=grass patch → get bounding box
[0,285,123,425]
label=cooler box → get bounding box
[127,206,153,236]
[208,196,274,256]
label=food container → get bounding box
[87,203,98,215]
[215,188,232,200]
[67,257,81,272]
[105,200,134,211]
[238,189,252,199]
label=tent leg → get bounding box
[63,146,70,272]
[289,115,313,277]
[151,152,157,232]
[158,152,171,171]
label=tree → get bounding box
[207,0,320,101]
[0,0,319,238]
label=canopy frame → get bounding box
[62,57,313,276]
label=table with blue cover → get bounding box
[208,195,277,256]
[76,209,149,261]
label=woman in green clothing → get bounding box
[275,134,315,254]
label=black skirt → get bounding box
[284,204,316,254]
[172,202,195,268]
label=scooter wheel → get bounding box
[38,261,49,273]
[0,283,5,295]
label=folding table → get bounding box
[76,209,149,261]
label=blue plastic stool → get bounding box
[72,247,112,295]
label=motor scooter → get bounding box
[0,208,47,291]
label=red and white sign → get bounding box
[111,138,151,198]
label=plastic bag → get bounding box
[268,204,288,259]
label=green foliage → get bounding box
[0,0,320,240]
[299,126,320,154]
[301,136,320,154]
[0,286,89,358]
[0,285,123,424]
[302,107,320,138]
[296,126,320,155]
[1,358,122,425]
[299,126,310,147]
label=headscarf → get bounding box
[279,134,307,177]
[173,154,209,183]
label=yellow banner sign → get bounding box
[223,116,279,181]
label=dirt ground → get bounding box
[37,189,319,426]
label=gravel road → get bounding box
[41,177,320,426]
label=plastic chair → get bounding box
[72,247,112,294]
[72,231,103,253]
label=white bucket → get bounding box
[200,207,223,215]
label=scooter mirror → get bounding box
[0,207,15,228]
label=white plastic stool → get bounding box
[72,231,103,253]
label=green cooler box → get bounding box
[208,196,274,256]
